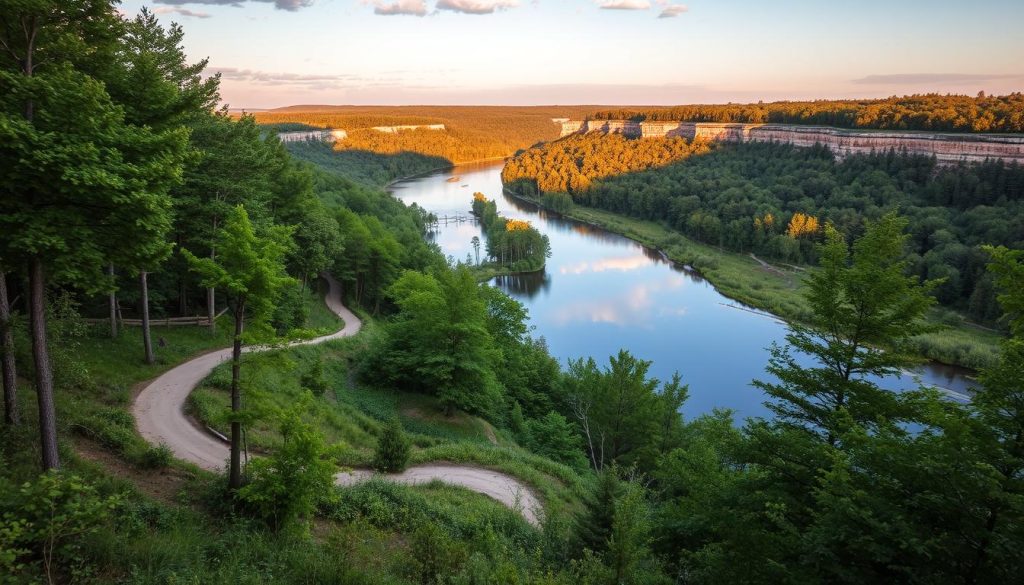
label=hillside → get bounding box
[248,105,607,163]
[589,93,1024,133]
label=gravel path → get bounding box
[132,274,541,524]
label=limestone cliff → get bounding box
[553,119,1024,164]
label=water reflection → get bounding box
[492,270,552,299]
[390,162,977,421]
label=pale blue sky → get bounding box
[120,0,1024,108]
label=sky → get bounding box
[119,0,1024,108]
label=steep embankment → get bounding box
[132,274,542,524]
[557,119,1024,164]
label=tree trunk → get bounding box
[0,272,19,425]
[207,286,216,333]
[228,298,246,490]
[208,226,217,333]
[108,263,117,339]
[29,257,59,470]
[140,271,154,365]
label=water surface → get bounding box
[390,163,975,421]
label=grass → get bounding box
[190,315,587,517]
[512,192,1006,371]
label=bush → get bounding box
[0,472,120,583]
[408,522,468,584]
[373,418,411,473]
[523,412,589,471]
[237,404,335,531]
[300,360,330,398]
[137,443,174,469]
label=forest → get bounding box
[471,192,551,272]
[590,93,1024,133]
[2,2,1024,584]
[503,134,1024,325]
[250,105,605,164]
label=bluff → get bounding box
[556,119,1024,164]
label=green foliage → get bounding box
[472,193,551,271]
[137,444,173,470]
[183,205,295,340]
[505,136,1024,326]
[364,265,503,418]
[0,472,120,583]
[237,399,335,531]
[300,359,330,398]
[523,412,588,471]
[754,213,936,441]
[272,283,310,334]
[592,93,1024,133]
[409,522,469,584]
[373,417,412,473]
[562,351,688,471]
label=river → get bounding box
[389,162,975,421]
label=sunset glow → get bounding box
[123,0,1024,108]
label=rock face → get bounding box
[370,124,446,133]
[556,119,1024,164]
[277,129,348,143]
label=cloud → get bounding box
[851,73,1021,85]
[154,0,314,11]
[371,0,428,15]
[598,0,650,10]
[153,6,212,18]
[559,254,651,275]
[435,0,518,14]
[211,67,367,90]
[658,3,687,18]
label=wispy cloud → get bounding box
[658,3,687,18]
[852,73,1021,85]
[598,0,650,9]
[212,67,361,90]
[153,6,212,18]
[370,0,428,16]
[435,0,518,14]
[154,0,314,11]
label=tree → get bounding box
[753,213,935,444]
[471,235,481,265]
[183,205,293,489]
[175,113,275,332]
[0,0,187,470]
[237,399,334,531]
[373,417,411,473]
[564,351,682,471]
[102,7,220,362]
[0,271,16,424]
[369,265,502,417]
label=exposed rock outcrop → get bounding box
[277,129,348,143]
[553,119,1024,164]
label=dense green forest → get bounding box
[3,2,1024,583]
[590,93,1024,133]
[250,105,605,164]
[471,193,551,272]
[503,134,1024,325]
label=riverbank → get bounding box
[504,188,1003,371]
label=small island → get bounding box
[468,192,551,276]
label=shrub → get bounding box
[0,472,120,583]
[373,418,411,473]
[408,522,468,584]
[137,443,173,469]
[300,360,330,398]
[237,404,335,531]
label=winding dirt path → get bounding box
[132,274,542,525]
